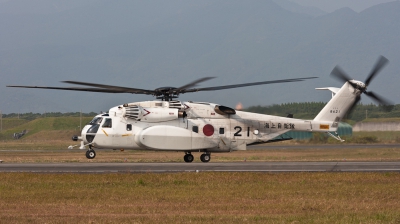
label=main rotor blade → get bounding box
[183,77,317,93]
[365,55,389,86]
[6,85,128,93]
[8,76,318,98]
[174,77,215,93]
[364,91,392,106]
[62,81,155,95]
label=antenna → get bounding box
[80,109,82,132]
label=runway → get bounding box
[248,143,400,150]
[1,162,399,173]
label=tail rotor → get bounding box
[330,55,393,110]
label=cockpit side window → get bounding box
[89,117,103,125]
[102,118,112,128]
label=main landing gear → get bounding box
[183,153,194,163]
[183,152,211,163]
[86,148,96,159]
[200,153,211,163]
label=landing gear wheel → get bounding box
[86,150,96,159]
[184,153,194,163]
[200,153,211,163]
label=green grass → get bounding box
[352,131,400,143]
[362,117,400,122]
[301,131,400,144]
[0,172,399,223]
[0,117,92,140]
[0,118,29,130]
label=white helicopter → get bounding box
[7,56,391,162]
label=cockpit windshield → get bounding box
[89,117,103,125]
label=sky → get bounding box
[0,0,396,12]
[290,0,396,12]
[1,0,399,113]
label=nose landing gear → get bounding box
[86,149,96,159]
[68,140,96,159]
[86,146,96,159]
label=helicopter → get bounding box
[7,56,391,162]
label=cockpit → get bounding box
[85,114,110,143]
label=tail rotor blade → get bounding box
[347,95,361,117]
[364,91,393,106]
[330,66,351,82]
[330,65,357,88]
[365,55,389,86]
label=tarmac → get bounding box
[1,161,399,173]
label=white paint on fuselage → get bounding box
[83,103,313,151]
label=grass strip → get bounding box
[0,172,399,223]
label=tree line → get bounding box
[2,112,98,120]
[245,102,399,122]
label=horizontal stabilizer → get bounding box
[316,87,340,98]
[315,87,340,93]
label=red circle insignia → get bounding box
[203,124,214,137]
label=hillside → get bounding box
[1,0,400,113]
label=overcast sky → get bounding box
[0,0,395,9]
[1,0,399,113]
[290,0,396,12]
[0,0,395,13]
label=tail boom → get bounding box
[313,82,360,130]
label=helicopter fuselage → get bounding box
[80,100,338,154]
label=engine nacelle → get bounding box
[214,105,236,115]
[124,105,179,123]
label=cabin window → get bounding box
[192,126,198,133]
[102,118,112,128]
[219,128,225,134]
[126,124,132,131]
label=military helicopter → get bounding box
[7,56,391,162]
